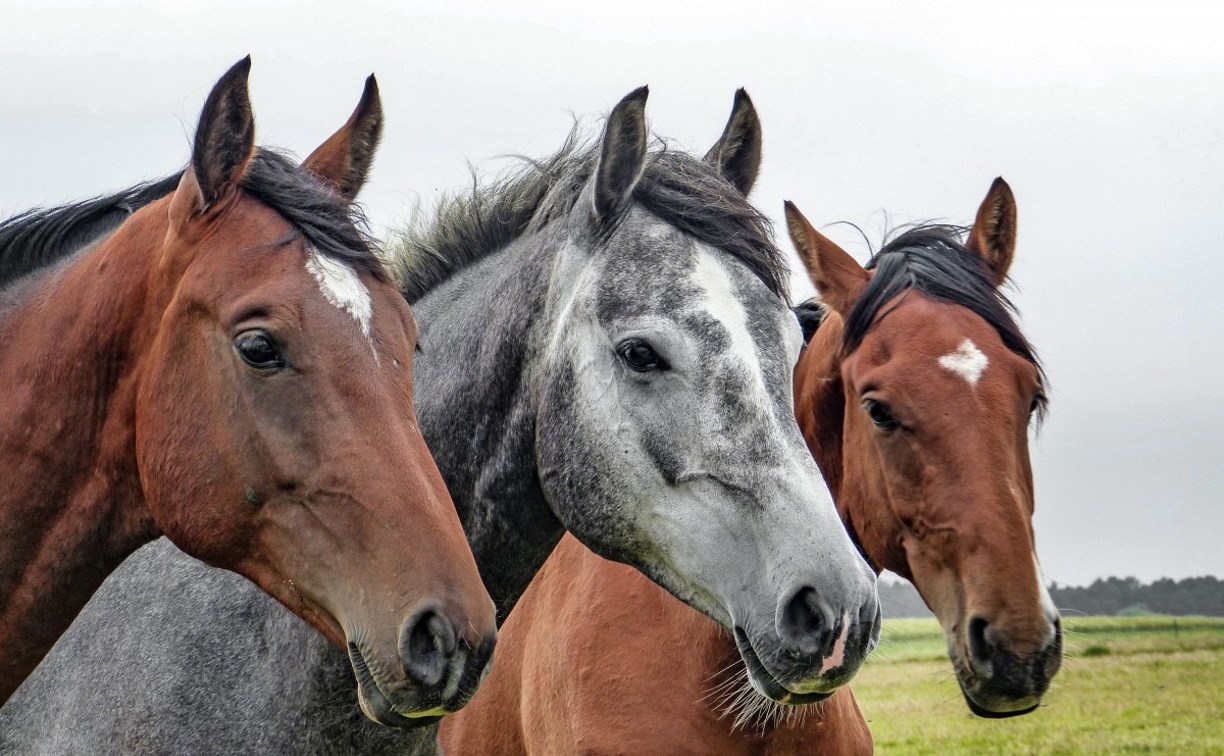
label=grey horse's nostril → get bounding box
[779,586,832,656]
[400,608,457,687]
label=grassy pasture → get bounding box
[852,616,1224,754]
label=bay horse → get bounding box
[0,59,496,721]
[438,179,1062,753]
[0,89,879,753]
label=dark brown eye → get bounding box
[617,339,667,372]
[235,330,284,371]
[864,399,900,431]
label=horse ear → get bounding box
[302,75,383,201]
[965,177,1017,287]
[704,88,762,196]
[784,201,869,317]
[593,86,649,223]
[183,57,256,213]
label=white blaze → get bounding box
[690,248,770,407]
[305,247,376,354]
[938,338,988,386]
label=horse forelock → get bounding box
[844,223,1047,414]
[387,126,787,305]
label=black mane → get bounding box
[389,129,786,303]
[0,174,182,288]
[794,298,826,344]
[0,149,383,292]
[844,224,1046,403]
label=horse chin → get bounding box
[732,627,834,706]
[960,686,1040,719]
[348,642,446,729]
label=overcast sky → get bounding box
[3,0,1221,587]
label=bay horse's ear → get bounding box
[785,201,870,317]
[704,88,762,196]
[966,177,1017,288]
[593,86,649,223]
[181,57,256,213]
[302,75,383,202]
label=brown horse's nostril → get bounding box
[779,587,833,656]
[967,615,993,670]
[400,607,458,688]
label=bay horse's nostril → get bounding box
[400,607,458,688]
[967,615,992,669]
[779,586,833,656]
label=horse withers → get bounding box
[0,60,495,721]
[440,179,1060,752]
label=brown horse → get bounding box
[0,58,496,722]
[440,179,1060,752]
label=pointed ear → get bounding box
[965,177,1017,287]
[704,88,762,195]
[184,56,256,212]
[593,86,649,223]
[302,75,383,201]
[784,201,870,316]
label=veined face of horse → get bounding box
[788,182,1061,716]
[0,60,495,718]
[522,89,879,699]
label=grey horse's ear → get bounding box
[704,88,761,196]
[593,86,649,223]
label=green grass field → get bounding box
[852,616,1224,754]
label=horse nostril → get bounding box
[400,608,457,687]
[779,586,831,656]
[967,615,993,667]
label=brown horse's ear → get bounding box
[966,177,1017,287]
[181,57,256,214]
[704,88,762,196]
[302,75,383,201]
[593,86,649,223]
[785,201,870,317]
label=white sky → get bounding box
[3,0,1222,586]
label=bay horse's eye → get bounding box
[863,399,900,431]
[617,339,667,372]
[1030,393,1047,415]
[235,330,285,371]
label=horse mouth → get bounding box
[347,642,446,729]
[732,627,833,705]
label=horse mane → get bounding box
[0,149,384,293]
[793,298,826,344]
[388,128,787,303]
[0,174,183,289]
[843,223,1047,413]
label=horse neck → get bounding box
[0,206,166,701]
[412,236,565,622]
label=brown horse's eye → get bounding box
[617,339,667,372]
[235,330,284,371]
[864,399,900,431]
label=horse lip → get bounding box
[347,642,444,729]
[732,626,833,706]
[961,688,1040,719]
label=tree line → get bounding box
[878,575,1224,619]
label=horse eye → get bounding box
[864,399,900,431]
[617,339,666,372]
[235,330,284,371]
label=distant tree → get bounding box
[1050,575,1224,617]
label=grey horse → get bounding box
[0,88,879,754]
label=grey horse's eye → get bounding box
[617,339,667,372]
